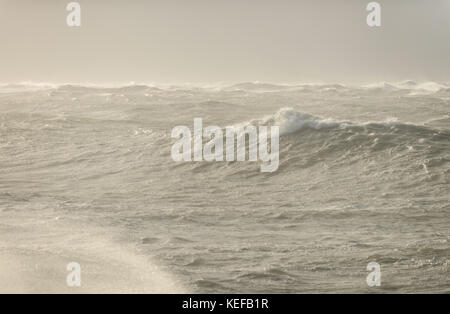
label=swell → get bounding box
[181,108,450,178]
[247,107,450,136]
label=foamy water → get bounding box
[0,82,449,293]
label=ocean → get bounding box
[0,81,449,293]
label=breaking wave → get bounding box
[245,107,448,136]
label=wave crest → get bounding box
[248,108,342,135]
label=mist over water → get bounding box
[0,81,449,293]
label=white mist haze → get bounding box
[0,0,450,84]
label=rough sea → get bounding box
[0,81,449,293]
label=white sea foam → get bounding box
[245,108,342,135]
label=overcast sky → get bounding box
[1,0,450,84]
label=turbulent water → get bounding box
[0,81,449,293]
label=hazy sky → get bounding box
[1,0,450,84]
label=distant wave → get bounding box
[1,81,449,95]
[222,81,450,94]
[362,81,450,95]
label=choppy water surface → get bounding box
[0,81,449,293]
